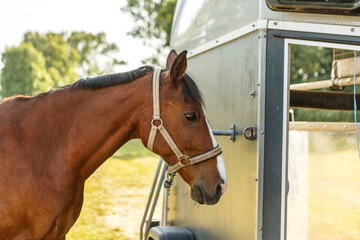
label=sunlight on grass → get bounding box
[309,150,360,240]
[67,140,161,240]
[288,131,360,240]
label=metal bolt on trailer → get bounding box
[142,1,360,239]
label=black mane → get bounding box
[13,66,203,107]
[72,66,154,90]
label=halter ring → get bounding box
[151,118,163,128]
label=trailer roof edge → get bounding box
[186,19,360,59]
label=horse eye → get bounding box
[184,112,197,122]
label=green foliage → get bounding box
[290,45,359,122]
[24,32,79,87]
[293,108,358,122]
[1,31,124,98]
[67,32,126,77]
[290,45,332,84]
[1,43,52,97]
[121,0,177,64]
[122,0,176,47]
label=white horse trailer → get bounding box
[141,1,360,239]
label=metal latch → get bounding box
[243,126,256,141]
[212,124,256,142]
[212,124,237,142]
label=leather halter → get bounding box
[147,68,222,176]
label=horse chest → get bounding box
[0,181,84,240]
[40,184,85,239]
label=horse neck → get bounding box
[62,75,152,181]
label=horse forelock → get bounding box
[181,73,204,107]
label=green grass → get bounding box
[67,140,160,240]
[112,140,155,160]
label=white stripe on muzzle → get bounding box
[203,109,227,187]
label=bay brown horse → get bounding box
[0,50,227,239]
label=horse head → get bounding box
[139,50,227,205]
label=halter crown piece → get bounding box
[147,68,223,188]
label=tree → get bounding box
[121,0,177,64]
[24,31,125,79]
[290,45,359,122]
[67,32,126,77]
[1,31,124,98]
[290,45,333,84]
[23,32,79,87]
[1,43,52,97]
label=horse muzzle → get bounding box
[191,182,225,205]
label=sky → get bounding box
[0,0,154,72]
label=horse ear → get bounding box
[166,49,178,68]
[169,50,188,84]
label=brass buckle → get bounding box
[179,155,191,166]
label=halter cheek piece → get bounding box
[147,68,222,188]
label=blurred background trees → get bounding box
[1,31,125,98]
[290,45,333,84]
[290,45,359,122]
[1,42,52,97]
[121,0,177,65]
[0,1,177,98]
[67,32,126,77]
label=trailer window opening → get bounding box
[285,41,360,239]
[289,45,360,122]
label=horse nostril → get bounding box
[215,184,222,198]
[215,182,226,198]
[219,183,226,195]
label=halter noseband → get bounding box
[147,68,222,188]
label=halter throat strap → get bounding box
[146,68,222,175]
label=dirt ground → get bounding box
[67,153,162,240]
